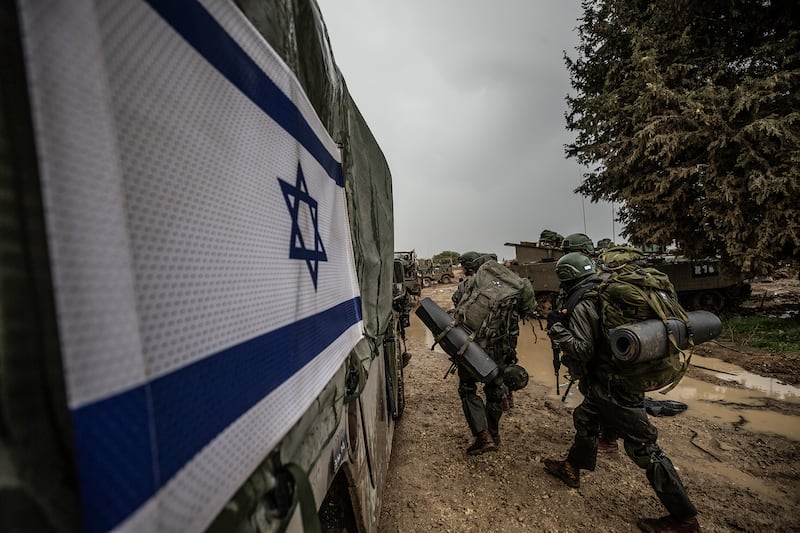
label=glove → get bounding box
[561,355,587,380]
[546,310,567,330]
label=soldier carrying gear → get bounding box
[561,233,595,255]
[555,251,596,288]
[450,254,536,455]
[553,250,621,453]
[543,253,701,533]
[458,251,497,276]
[596,238,614,251]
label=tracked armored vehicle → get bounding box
[505,240,750,313]
[644,256,751,312]
[504,241,564,312]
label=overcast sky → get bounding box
[316,1,620,261]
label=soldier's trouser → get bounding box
[600,425,619,441]
[567,381,697,520]
[458,365,506,436]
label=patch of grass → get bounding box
[722,314,800,353]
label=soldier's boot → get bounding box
[490,431,500,447]
[597,438,619,454]
[637,515,700,533]
[466,430,497,455]
[543,458,580,488]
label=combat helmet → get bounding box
[458,251,481,272]
[503,364,529,391]
[555,252,597,289]
[472,253,497,270]
[459,251,497,274]
[561,233,595,255]
[599,245,646,270]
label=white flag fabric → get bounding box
[17,0,363,531]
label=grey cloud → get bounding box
[318,1,619,260]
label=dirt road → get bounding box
[378,284,800,532]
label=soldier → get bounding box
[560,232,594,256]
[559,233,620,453]
[596,237,614,252]
[451,253,537,455]
[544,253,700,533]
[457,250,495,277]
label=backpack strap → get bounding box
[432,322,455,350]
[562,276,602,321]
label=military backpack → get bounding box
[597,247,693,393]
[451,260,526,350]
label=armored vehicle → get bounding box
[2,2,404,532]
[506,240,750,313]
[644,256,751,312]
[504,241,564,312]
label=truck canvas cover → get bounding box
[13,0,365,531]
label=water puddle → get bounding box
[407,311,800,441]
[406,313,447,355]
[689,354,800,400]
[513,323,800,441]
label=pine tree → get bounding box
[565,0,800,273]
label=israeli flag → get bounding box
[17,0,363,531]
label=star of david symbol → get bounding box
[278,163,327,289]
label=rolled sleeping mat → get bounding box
[415,297,500,383]
[609,310,722,364]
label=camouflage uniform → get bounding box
[554,270,620,447]
[451,273,536,444]
[548,278,698,522]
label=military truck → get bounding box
[1,2,403,532]
[394,250,423,296]
[505,240,750,313]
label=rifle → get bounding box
[561,377,575,402]
[551,340,561,395]
[535,313,560,394]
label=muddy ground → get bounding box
[378,278,800,532]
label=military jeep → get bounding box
[420,262,455,286]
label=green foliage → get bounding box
[723,314,800,353]
[432,251,459,264]
[565,0,800,275]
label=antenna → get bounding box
[578,166,587,233]
[611,201,616,243]
[581,196,587,234]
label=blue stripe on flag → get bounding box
[144,0,344,187]
[72,297,362,533]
